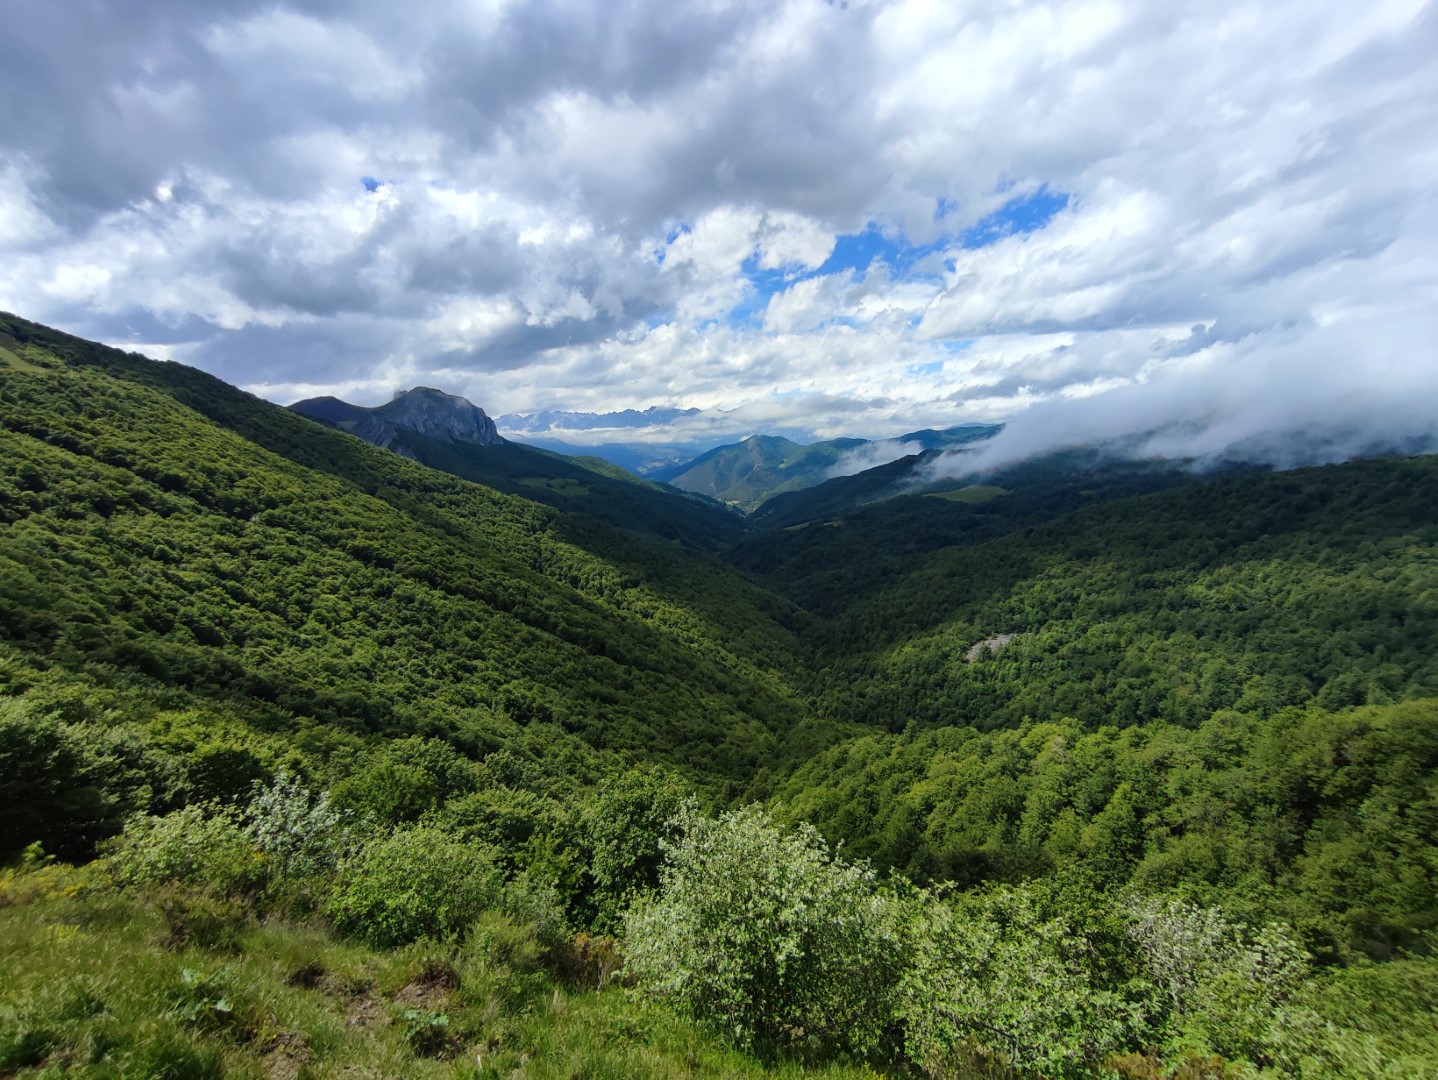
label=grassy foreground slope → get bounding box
[0,862,880,1080]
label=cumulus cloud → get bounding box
[0,0,1433,464]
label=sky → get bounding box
[2,0,1436,467]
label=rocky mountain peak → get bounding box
[374,387,502,447]
[290,386,504,451]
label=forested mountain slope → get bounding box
[736,450,1201,596]
[739,454,1438,965]
[743,445,1184,533]
[656,433,864,510]
[791,454,1438,730]
[0,312,806,792]
[657,425,1002,514]
[290,392,744,551]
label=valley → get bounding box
[1,313,1435,1079]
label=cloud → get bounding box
[923,290,1438,481]
[0,0,1432,464]
[829,439,927,478]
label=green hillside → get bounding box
[747,444,1186,531]
[2,314,1436,1079]
[737,452,1201,609]
[289,396,743,551]
[0,312,805,790]
[662,424,1002,516]
[739,453,1438,963]
[743,444,936,527]
[661,433,867,510]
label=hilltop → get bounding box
[656,423,1000,512]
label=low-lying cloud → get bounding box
[923,299,1438,482]
[829,439,927,478]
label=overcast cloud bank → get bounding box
[2,0,1434,463]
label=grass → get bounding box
[0,343,45,373]
[0,867,884,1079]
[924,485,1010,504]
[518,477,590,497]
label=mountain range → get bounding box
[497,405,702,433]
[292,386,1009,519]
[289,388,743,550]
[656,424,1003,511]
[3,310,1436,1078]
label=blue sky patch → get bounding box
[716,187,1067,331]
[361,176,381,192]
[962,186,1069,248]
[817,228,895,278]
[726,255,788,327]
[816,225,948,280]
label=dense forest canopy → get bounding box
[2,314,1435,1079]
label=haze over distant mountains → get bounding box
[497,406,702,435]
[287,387,744,547]
[292,386,1014,514]
[288,383,1438,533]
[495,405,786,477]
[658,425,1002,511]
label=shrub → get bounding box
[103,805,262,895]
[0,697,124,860]
[330,760,440,827]
[1124,895,1238,1015]
[330,737,478,828]
[898,884,1148,1078]
[1124,896,1309,1065]
[1257,956,1438,1077]
[585,767,684,933]
[623,802,908,1055]
[325,827,501,947]
[243,771,364,882]
[437,786,583,899]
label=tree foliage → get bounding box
[325,826,502,947]
[624,803,907,1055]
